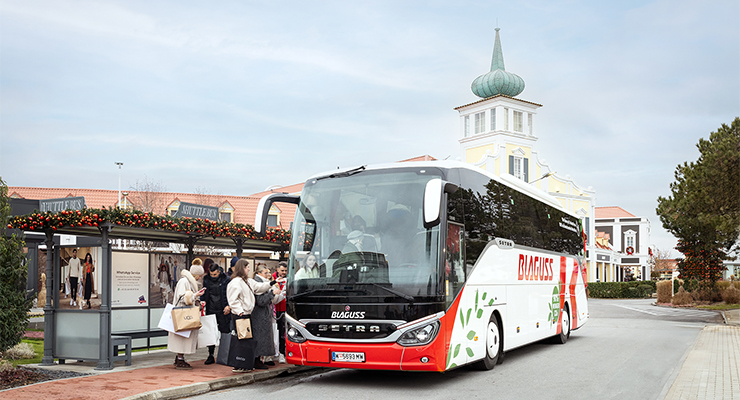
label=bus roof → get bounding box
[307,160,577,219]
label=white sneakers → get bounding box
[279,354,286,364]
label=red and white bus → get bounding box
[256,161,588,371]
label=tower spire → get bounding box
[490,27,505,72]
[471,27,525,98]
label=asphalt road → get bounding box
[189,299,723,400]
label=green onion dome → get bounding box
[471,28,525,98]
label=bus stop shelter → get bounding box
[10,210,287,370]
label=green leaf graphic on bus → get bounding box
[550,285,559,326]
[447,291,492,369]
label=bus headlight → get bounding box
[287,325,307,343]
[397,321,440,346]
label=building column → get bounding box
[96,226,112,370]
[41,231,55,365]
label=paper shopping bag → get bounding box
[216,332,232,365]
[197,314,219,348]
[157,304,190,338]
[172,305,202,332]
[235,316,252,339]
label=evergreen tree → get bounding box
[656,118,740,281]
[0,177,31,352]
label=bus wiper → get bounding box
[361,282,415,304]
[316,165,366,181]
[288,288,337,300]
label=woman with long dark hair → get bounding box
[81,253,95,309]
[226,259,273,373]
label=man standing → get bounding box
[273,261,288,363]
[68,249,81,306]
[171,258,179,290]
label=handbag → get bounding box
[198,314,219,348]
[235,315,253,339]
[216,332,232,365]
[171,295,202,332]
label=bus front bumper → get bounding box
[285,339,447,371]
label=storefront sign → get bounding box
[175,202,219,220]
[40,196,86,212]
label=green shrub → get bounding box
[721,286,740,304]
[656,281,672,303]
[588,281,656,298]
[674,279,700,294]
[691,280,722,302]
[0,178,31,353]
[672,287,694,306]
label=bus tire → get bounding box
[554,305,570,344]
[473,314,501,370]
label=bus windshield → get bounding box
[287,168,443,302]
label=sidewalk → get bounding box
[662,308,740,400]
[0,347,314,400]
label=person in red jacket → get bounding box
[273,261,288,363]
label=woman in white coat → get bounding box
[226,259,273,373]
[167,259,205,370]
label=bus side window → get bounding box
[446,221,465,307]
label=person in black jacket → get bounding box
[202,260,231,365]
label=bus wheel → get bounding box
[473,315,501,370]
[555,305,570,344]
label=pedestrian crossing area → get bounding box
[610,303,721,321]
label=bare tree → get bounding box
[193,186,225,208]
[650,247,675,280]
[129,176,168,215]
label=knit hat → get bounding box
[190,264,204,276]
[230,256,239,267]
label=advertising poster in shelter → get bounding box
[59,246,103,310]
[149,254,186,307]
[111,252,149,307]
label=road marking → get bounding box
[610,304,659,315]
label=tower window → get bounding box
[528,113,533,135]
[513,111,523,132]
[464,116,470,137]
[490,108,496,131]
[474,112,485,134]
[504,108,509,130]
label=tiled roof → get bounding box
[453,94,542,110]
[595,206,636,218]
[9,157,449,231]
[8,186,298,229]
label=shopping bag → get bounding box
[197,314,219,348]
[235,316,252,339]
[216,332,232,365]
[157,304,190,338]
[227,334,255,370]
[172,305,202,332]
[64,279,70,296]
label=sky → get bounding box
[1,0,738,257]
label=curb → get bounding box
[119,365,317,400]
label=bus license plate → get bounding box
[332,352,365,362]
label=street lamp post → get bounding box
[530,171,556,185]
[115,162,123,208]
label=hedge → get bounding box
[672,279,740,294]
[588,281,656,299]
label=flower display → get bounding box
[7,207,291,245]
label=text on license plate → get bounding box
[332,352,365,362]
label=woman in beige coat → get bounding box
[168,260,205,369]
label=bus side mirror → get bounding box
[423,179,458,229]
[254,193,300,234]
